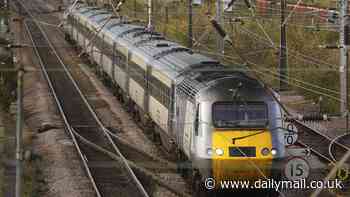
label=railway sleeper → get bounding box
[176,149,192,177]
[37,122,60,133]
[64,33,76,46]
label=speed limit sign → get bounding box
[284,157,310,181]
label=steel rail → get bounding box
[329,133,350,162]
[23,18,102,197]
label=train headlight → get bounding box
[215,148,224,156]
[261,147,270,156]
[207,148,213,156]
[271,148,278,156]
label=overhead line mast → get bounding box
[216,0,225,57]
[279,0,288,91]
[14,15,24,197]
[147,0,153,31]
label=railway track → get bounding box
[292,119,350,165]
[13,1,150,197]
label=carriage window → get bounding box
[212,102,268,128]
[149,75,171,108]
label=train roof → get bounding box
[71,4,252,90]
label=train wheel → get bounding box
[192,175,208,197]
[185,163,193,180]
[102,73,107,86]
[114,88,119,99]
[112,86,118,96]
[98,69,103,78]
[124,98,131,112]
[177,152,191,178]
[153,132,161,145]
[139,114,148,128]
[94,67,99,76]
[117,88,123,102]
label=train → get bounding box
[256,0,338,24]
[64,3,286,196]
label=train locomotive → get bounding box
[64,4,286,196]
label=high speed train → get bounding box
[64,4,286,196]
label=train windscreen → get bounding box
[212,102,268,128]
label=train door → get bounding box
[99,34,104,71]
[192,103,200,156]
[175,92,187,155]
[112,42,116,83]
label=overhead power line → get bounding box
[164,25,342,101]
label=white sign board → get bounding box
[283,122,298,146]
[286,146,311,158]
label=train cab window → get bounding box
[129,60,146,87]
[212,102,268,128]
[115,50,127,70]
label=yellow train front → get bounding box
[184,71,285,196]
